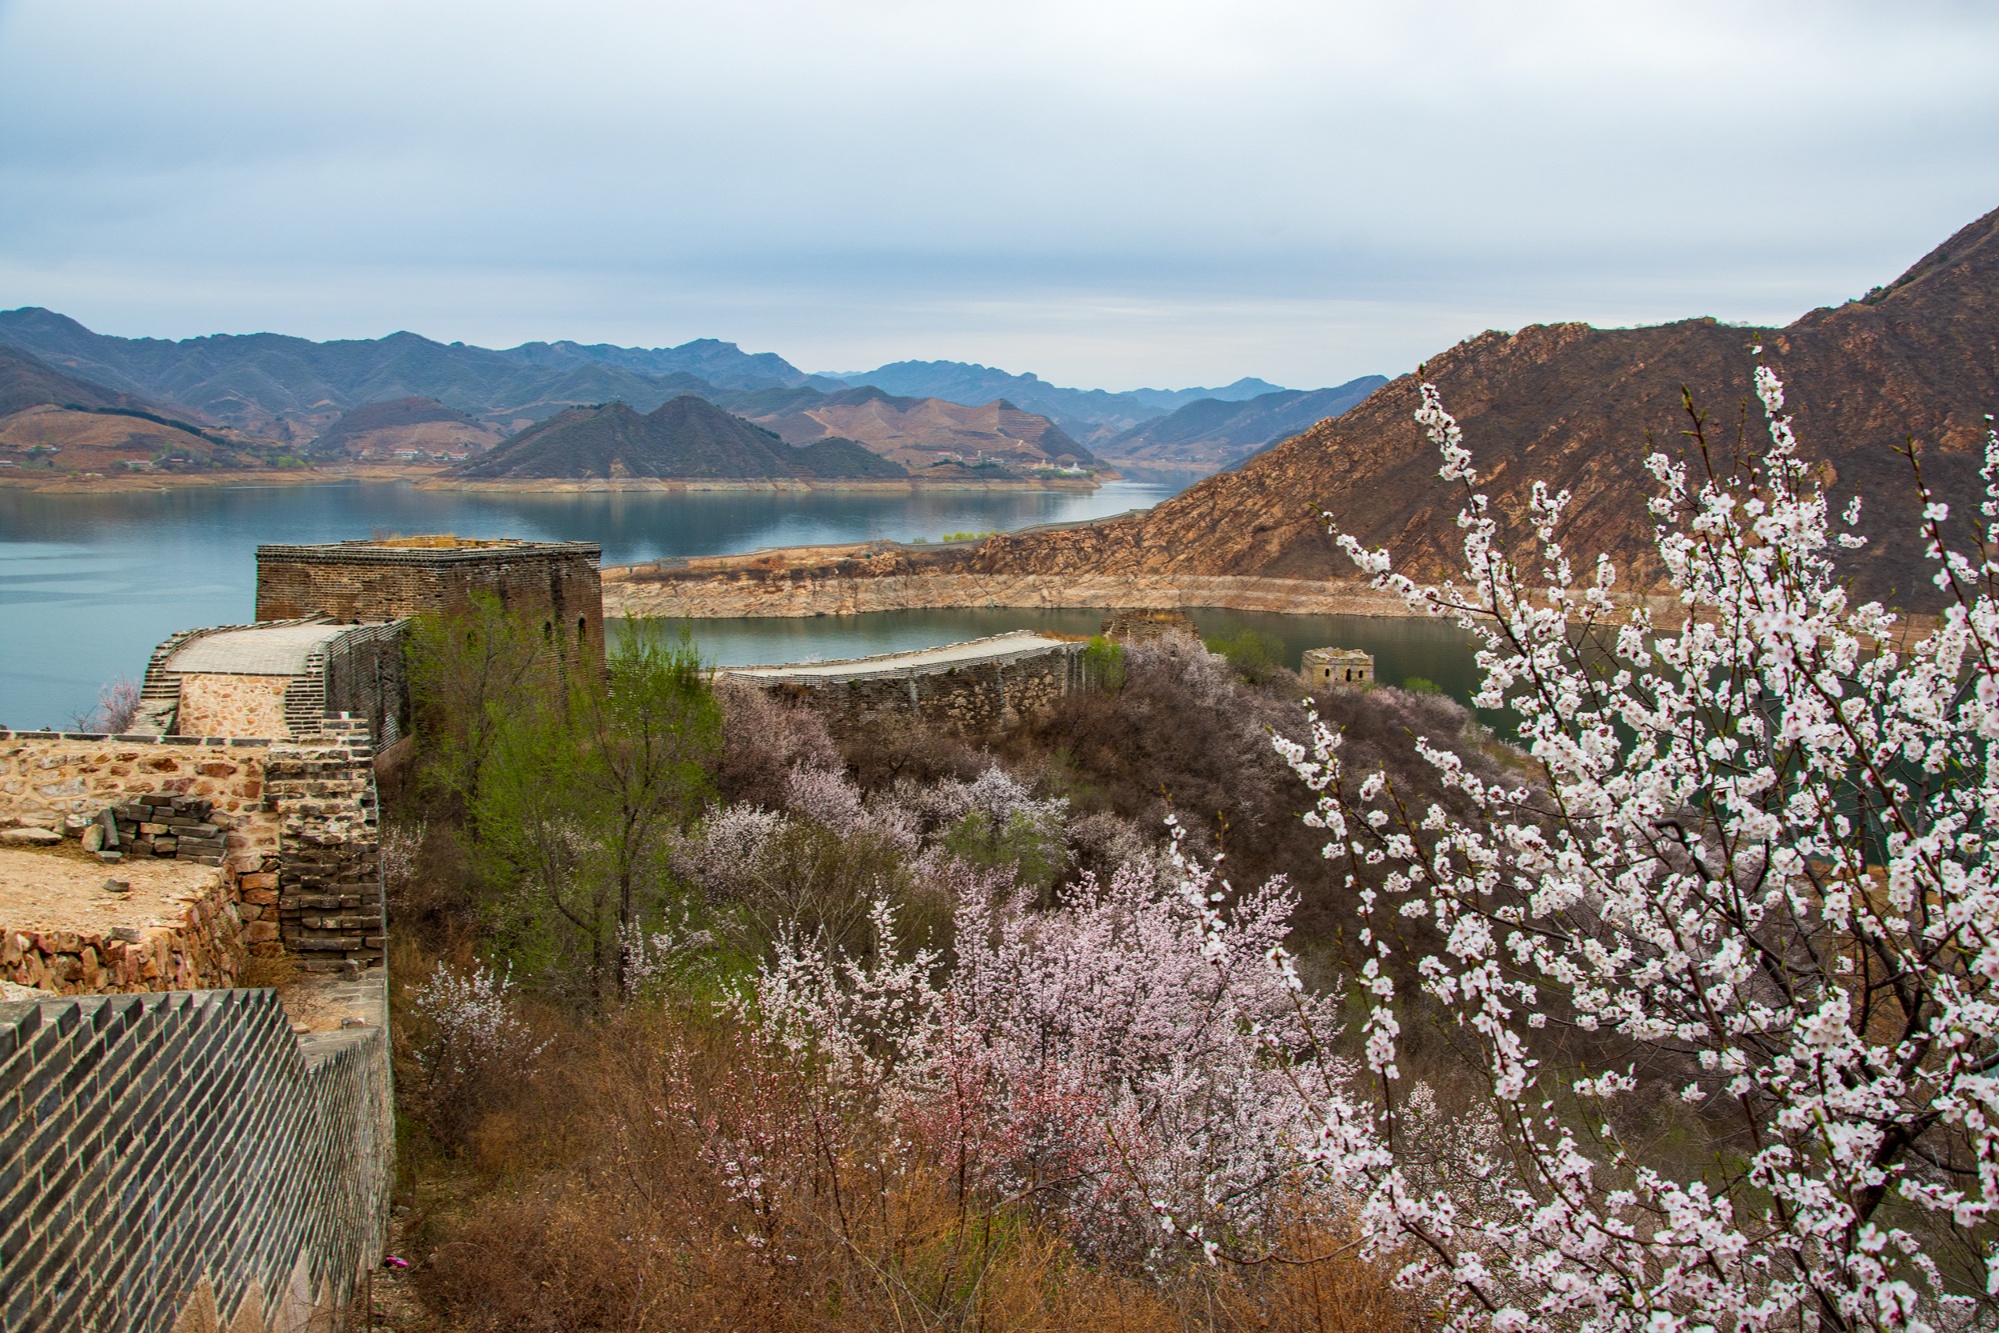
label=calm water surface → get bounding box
[0,475,1485,728]
[0,478,1189,726]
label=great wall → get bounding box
[0,538,603,1333]
[0,530,1374,1331]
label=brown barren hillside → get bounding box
[953,206,1999,611]
[0,344,280,479]
[745,390,1096,470]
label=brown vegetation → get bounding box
[393,981,1420,1333]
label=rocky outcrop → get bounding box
[950,206,1999,612]
[605,544,1423,618]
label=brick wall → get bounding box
[0,978,392,1331]
[320,622,409,751]
[256,541,605,671]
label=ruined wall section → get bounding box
[736,640,1088,736]
[265,722,384,973]
[0,727,385,974]
[0,979,392,1332]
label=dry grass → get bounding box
[394,994,1419,1333]
[367,534,517,549]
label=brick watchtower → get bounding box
[254,537,606,668]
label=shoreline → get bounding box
[0,463,454,494]
[414,475,1104,494]
[0,465,1105,496]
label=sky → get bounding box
[1,0,1995,391]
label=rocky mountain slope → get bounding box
[716,385,1096,471]
[939,205,1999,612]
[0,345,271,475]
[448,394,908,482]
[1098,376,1389,467]
[308,396,504,460]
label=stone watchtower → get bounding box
[1302,646,1374,685]
[255,537,607,668]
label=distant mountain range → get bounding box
[819,360,1287,441]
[712,385,1096,471]
[1102,377,1389,468]
[450,394,907,483]
[0,305,1381,475]
[0,344,276,475]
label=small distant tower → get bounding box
[1302,647,1374,685]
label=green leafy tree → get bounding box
[405,592,561,829]
[1202,628,1285,685]
[1081,634,1127,690]
[474,620,721,1003]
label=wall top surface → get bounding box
[724,630,1081,682]
[166,621,392,675]
[258,539,601,566]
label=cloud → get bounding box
[1,0,1994,386]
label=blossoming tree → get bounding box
[1271,364,1999,1332]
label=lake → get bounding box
[0,475,1484,728]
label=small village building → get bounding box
[1302,646,1374,684]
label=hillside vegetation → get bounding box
[379,599,1508,1330]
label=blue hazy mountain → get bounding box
[822,360,1288,437]
[0,307,1331,453]
[1100,377,1390,467]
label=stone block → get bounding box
[0,828,59,845]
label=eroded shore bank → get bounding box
[603,541,1424,619]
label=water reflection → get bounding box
[0,476,1200,726]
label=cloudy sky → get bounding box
[1,0,1994,389]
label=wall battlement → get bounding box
[0,979,391,1331]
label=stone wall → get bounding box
[265,724,385,973]
[733,638,1089,736]
[0,978,392,1331]
[0,732,280,870]
[257,539,605,669]
[0,729,385,973]
[176,673,292,738]
[0,862,248,995]
[607,560,1425,620]
[320,621,409,750]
